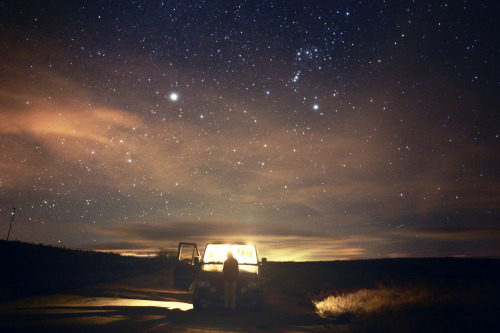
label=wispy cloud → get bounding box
[1,56,499,260]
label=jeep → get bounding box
[174,241,265,311]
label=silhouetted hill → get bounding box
[0,240,167,301]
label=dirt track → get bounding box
[0,268,336,332]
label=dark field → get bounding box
[0,240,166,301]
[263,260,500,332]
[1,240,499,332]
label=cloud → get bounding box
[1,46,499,260]
[2,67,498,222]
[88,221,385,260]
[391,225,500,241]
[94,220,324,242]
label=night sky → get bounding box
[1,0,499,261]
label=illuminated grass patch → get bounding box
[314,286,431,319]
[313,284,498,331]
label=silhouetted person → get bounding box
[223,250,239,313]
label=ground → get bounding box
[1,258,499,332]
[0,267,336,333]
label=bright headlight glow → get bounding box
[203,244,258,264]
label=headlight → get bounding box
[199,280,210,287]
[247,281,258,288]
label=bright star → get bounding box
[169,92,179,101]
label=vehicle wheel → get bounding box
[254,298,264,311]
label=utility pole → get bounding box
[7,207,16,241]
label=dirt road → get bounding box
[0,268,337,332]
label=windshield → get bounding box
[201,264,259,275]
[202,244,258,265]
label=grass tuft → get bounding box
[315,285,459,319]
[313,284,498,332]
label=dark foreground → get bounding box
[0,267,333,332]
[1,241,499,332]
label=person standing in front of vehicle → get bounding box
[223,250,239,314]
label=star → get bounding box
[169,92,179,102]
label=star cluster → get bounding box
[0,0,499,260]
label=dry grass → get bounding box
[314,284,481,319]
[313,284,498,332]
[314,286,425,318]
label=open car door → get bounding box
[174,242,200,289]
